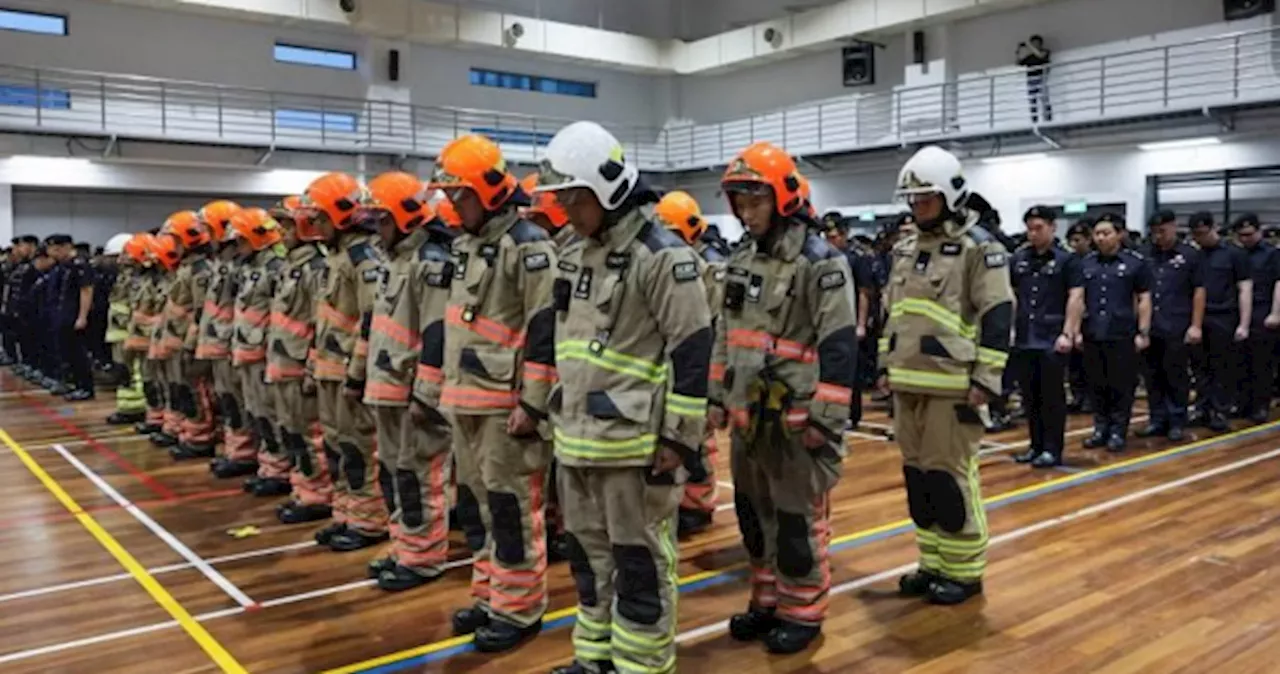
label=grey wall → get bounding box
[13,190,275,246]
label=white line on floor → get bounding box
[51,443,257,608]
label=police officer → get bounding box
[880,146,1012,606]
[5,236,38,372]
[1232,214,1280,423]
[1137,211,1203,442]
[1068,215,1152,453]
[1010,206,1077,467]
[28,247,57,384]
[1064,220,1094,413]
[824,215,876,429]
[1190,212,1251,432]
[46,235,95,400]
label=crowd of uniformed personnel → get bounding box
[9,124,1279,672]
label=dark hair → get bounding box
[1030,34,1044,43]
[1231,213,1261,232]
[1092,215,1123,233]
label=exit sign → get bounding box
[1063,200,1089,215]
[859,211,877,222]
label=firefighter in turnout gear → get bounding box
[233,207,292,498]
[140,234,174,435]
[151,212,214,451]
[712,143,856,655]
[656,189,726,539]
[105,233,145,425]
[421,134,557,654]
[879,145,1014,605]
[359,172,458,592]
[537,122,712,674]
[304,172,391,552]
[117,234,157,427]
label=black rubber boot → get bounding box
[135,421,161,435]
[764,620,822,655]
[211,459,258,479]
[327,528,389,552]
[549,661,616,674]
[728,606,777,642]
[898,570,938,597]
[170,443,216,461]
[106,411,145,425]
[314,522,347,546]
[677,508,713,538]
[452,606,491,636]
[926,578,983,605]
[250,477,292,498]
[367,556,397,579]
[474,618,542,653]
[377,564,442,592]
[150,432,178,447]
[1208,414,1229,432]
[276,501,332,524]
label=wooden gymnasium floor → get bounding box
[4,370,1280,674]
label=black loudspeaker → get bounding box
[842,44,875,87]
[388,49,400,82]
[912,30,926,65]
[1224,0,1275,20]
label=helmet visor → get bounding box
[532,160,589,193]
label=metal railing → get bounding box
[1,24,1278,170]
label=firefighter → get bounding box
[139,233,174,436]
[105,233,145,423]
[879,145,1013,605]
[148,216,205,447]
[654,189,726,539]
[536,122,712,674]
[355,172,457,591]
[710,143,856,655]
[421,134,556,653]
[303,172,390,552]
[231,207,291,497]
[266,198,335,524]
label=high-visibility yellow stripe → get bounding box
[664,392,707,417]
[878,337,890,354]
[557,340,668,384]
[887,367,969,391]
[576,613,611,636]
[0,428,247,673]
[554,428,656,460]
[890,298,976,339]
[977,347,1009,368]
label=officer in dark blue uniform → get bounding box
[26,247,57,386]
[1137,211,1203,442]
[6,236,40,375]
[1068,214,1152,452]
[1064,221,1094,413]
[1232,214,1280,423]
[1010,206,1079,467]
[0,246,12,366]
[1190,212,1252,432]
[49,235,96,401]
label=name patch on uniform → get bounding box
[914,251,932,274]
[558,261,579,273]
[818,270,846,290]
[523,252,550,272]
[606,253,630,270]
[713,268,727,282]
[479,244,498,262]
[452,252,468,279]
[941,242,962,256]
[426,272,449,288]
[362,268,381,282]
[672,261,699,283]
[984,252,1007,269]
[747,274,764,303]
[575,268,593,299]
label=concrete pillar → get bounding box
[0,184,13,243]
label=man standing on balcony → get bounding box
[1016,34,1053,123]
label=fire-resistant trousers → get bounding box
[274,378,332,506]
[241,361,288,480]
[214,359,257,463]
[316,379,387,535]
[143,354,167,429]
[114,349,146,415]
[374,405,451,576]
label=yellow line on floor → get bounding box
[0,427,247,673]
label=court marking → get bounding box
[52,443,258,609]
[0,428,247,673]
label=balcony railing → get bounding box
[1,24,1277,171]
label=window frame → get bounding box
[274,108,359,134]
[469,67,596,99]
[273,42,358,71]
[0,7,68,36]
[0,83,71,109]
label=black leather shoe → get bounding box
[452,606,491,636]
[64,389,94,401]
[898,570,938,597]
[1167,426,1185,442]
[211,459,257,479]
[547,532,569,564]
[1082,431,1109,449]
[377,564,442,592]
[367,556,397,579]
[327,528,389,552]
[1208,415,1229,432]
[314,522,347,546]
[729,606,777,641]
[1106,434,1127,453]
[251,477,291,498]
[150,432,178,447]
[106,411,145,425]
[1136,424,1167,438]
[474,618,542,653]
[764,620,822,655]
[677,508,713,538]
[1030,451,1062,468]
[926,578,983,605]
[1013,448,1039,464]
[550,660,615,674]
[242,476,262,493]
[276,501,332,524]
[135,422,161,435]
[1250,410,1270,424]
[49,383,70,396]
[170,443,216,461]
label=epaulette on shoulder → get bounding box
[306,255,327,272]
[1125,248,1145,261]
[418,239,451,263]
[801,232,839,263]
[348,241,375,265]
[638,220,685,253]
[964,226,993,245]
[192,258,211,273]
[265,256,286,272]
[702,246,726,264]
[507,218,549,245]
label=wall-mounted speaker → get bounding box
[912,30,926,65]
[388,49,400,82]
[1224,0,1275,20]
[842,43,875,87]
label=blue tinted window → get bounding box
[275,109,358,133]
[469,68,595,99]
[472,127,556,146]
[274,43,356,70]
[0,8,67,35]
[0,83,70,109]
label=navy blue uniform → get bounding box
[1196,241,1250,420]
[1075,249,1151,444]
[1010,243,1078,460]
[1141,242,1202,431]
[58,257,96,395]
[8,261,38,366]
[90,263,115,366]
[1239,241,1280,418]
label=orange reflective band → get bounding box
[440,386,519,409]
[372,315,420,349]
[786,409,809,429]
[312,359,346,378]
[195,343,230,358]
[445,305,526,349]
[270,311,313,340]
[365,381,411,402]
[166,303,191,318]
[124,336,151,350]
[416,364,444,384]
[232,347,266,364]
[727,329,816,363]
[523,361,557,383]
[353,339,369,358]
[266,362,306,381]
[317,302,358,332]
[709,362,726,383]
[160,336,184,350]
[202,301,233,321]
[730,407,750,429]
[814,383,853,406]
[237,307,268,325]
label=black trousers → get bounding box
[1084,339,1137,437]
[1240,326,1276,416]
[1014,348,1066,457]
[1198,315,1240,417]
[1068,349,1089,408]
[1142,334,1191,428]
[60,325,94,393]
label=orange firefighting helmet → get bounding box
[435,198,462,228]
[230,208,283,251]
[796,173,818,218]
[273,195,324,242]
[721,142,804,217]
[656,191,705,244]
[124,233,154,265]
[522,173,569,229]
[304,172,363,230]
[364,171,434,234]
[429,134,518,211]
[198,201,243,243]
[162,210,209,249]
[150,232,182,270]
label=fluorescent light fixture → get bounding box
[1137,137,1221,151]
[981,152,1047,165]
[6,154,92,167]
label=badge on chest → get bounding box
[913,251,932,275]
[575,267,593,299]
[747,274,764,303]
[452,252,469,279]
